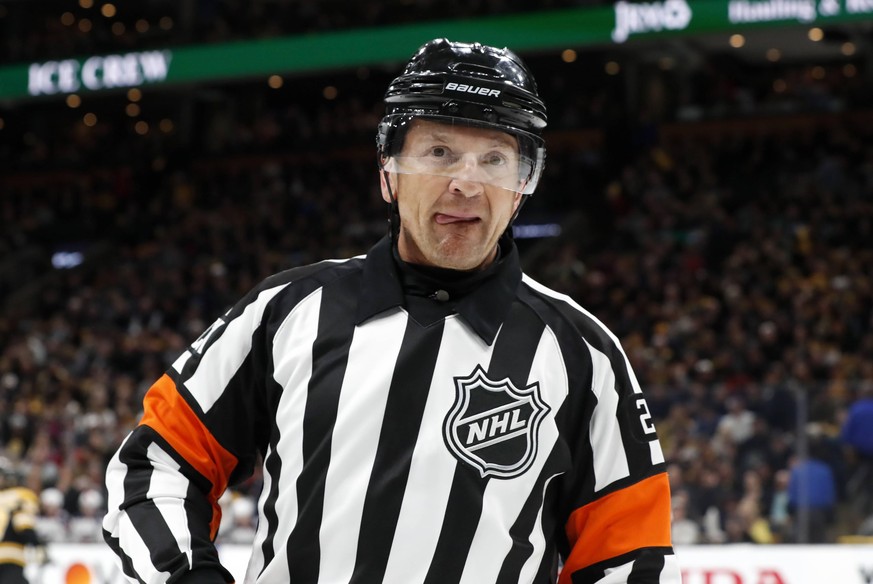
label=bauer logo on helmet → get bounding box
[445,82,501,98]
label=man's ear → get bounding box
[379,169,396,204]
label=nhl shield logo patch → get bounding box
[444,365,550,479]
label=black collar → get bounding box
[356,235,522,345]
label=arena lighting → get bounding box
[3,1,873,101]
[512,223,562,239]
[51,251,84,269]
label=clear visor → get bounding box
[380,116,544,195]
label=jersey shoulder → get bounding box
[229,253,367,320]
[519,272,623,354]
[261,253,367,294]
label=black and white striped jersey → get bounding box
[103,235,680,584]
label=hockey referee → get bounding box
[103,39,681,583]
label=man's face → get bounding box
[381,119,523,271]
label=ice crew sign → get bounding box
[444,366,550,479]
[27,50,172,96]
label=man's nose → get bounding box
[448,156,486,196]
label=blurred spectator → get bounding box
[670,491,701,545]
[787,438,838,543]
[732,471,775,544]
[35,487,68,543]
[859,514,873,537]
[768,469,792,543]
[841,386,873,531]
[66,488,105,543]
[714,396,757,452]
[218,495,258,545]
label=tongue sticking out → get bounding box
[435,213,478,225]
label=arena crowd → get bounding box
[2,10,873,547]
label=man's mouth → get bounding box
[434,213,480,225]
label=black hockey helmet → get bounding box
[377,38,547,195]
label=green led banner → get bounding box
[1,0,872,102]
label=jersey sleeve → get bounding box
[102,280,290,583]
[558,334,681,584]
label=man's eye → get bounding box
[430,146,448,157]
[484,153,507,166]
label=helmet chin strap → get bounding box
[380,164,401,242]
[501,191,530,241]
